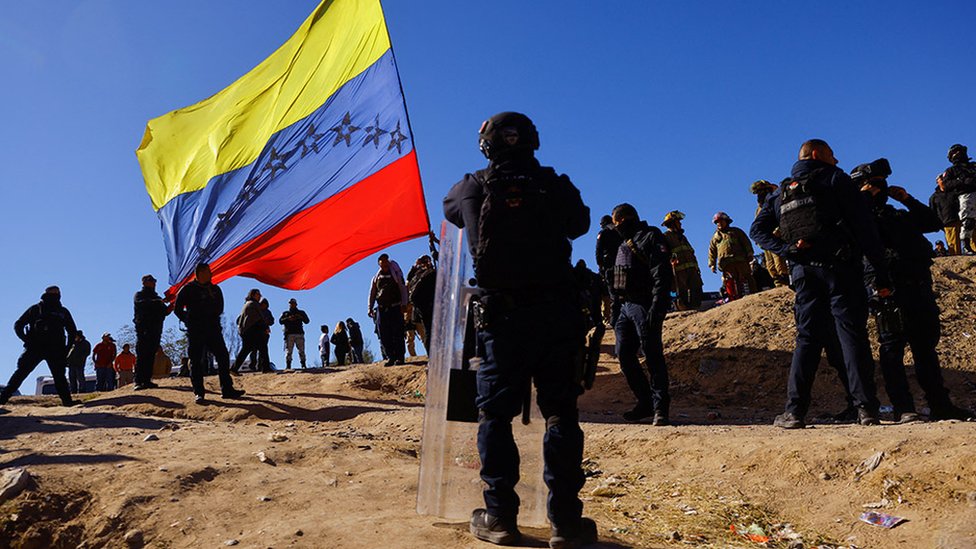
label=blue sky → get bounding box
[1,1,973,387]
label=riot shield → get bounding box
[417,222,547,527]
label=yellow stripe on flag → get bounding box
[136,0,391,211]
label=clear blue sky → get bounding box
[1,1,974,386]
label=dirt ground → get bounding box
[2,256,975,549]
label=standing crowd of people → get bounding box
[2,105,973,549]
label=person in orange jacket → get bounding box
[114,343,136,387]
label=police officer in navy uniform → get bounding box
[443,112,596,548]
[133,274,169,390]
[609,203,673,425]
[594,214,623,325]
[751,139,891,429]
[1,286,81,407]
[852,159,975,422]
[174,263,245,403]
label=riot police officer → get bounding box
[133,274,169,390]
[852,159,974,422]
[443,112,596,548]
[1,286,81,407]
[174,263,245,403]
[610,203,673,424]
[751,139,891,429]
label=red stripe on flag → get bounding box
[171,151,428,293]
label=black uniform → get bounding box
[66,335,92,393]
[2,293,77,405]
[444,150,590,537]
[407,263,436,352]
[751,159,889,423]
[174,281,237,398]
[610,219,673,421]
[865,191,963,419]
[134,285,169,387]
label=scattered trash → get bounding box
[144,434,159,442]
[859,511,906,529]
[853,452,884,481]
[0,468,31,502]
[730,523,770,543]
[861,498,889,509]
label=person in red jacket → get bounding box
[91,333,117,391]
[114,344,136,387]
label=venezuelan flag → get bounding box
[136,0,429,291]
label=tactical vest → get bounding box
[474,166,570,290]
[779,169,849,261]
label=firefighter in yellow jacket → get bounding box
[751,180,790,287]
[708,211,756,300]
[662,211,703,310]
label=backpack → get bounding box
[474,166,568,289]
[375,272,401,308]
[778,169,849,260]
[29,303,65,344]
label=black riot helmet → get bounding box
[478,112,540,160]
[948,143,970,164]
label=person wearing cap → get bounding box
[750,180,791,287]
[939,144,976,254]
[661,210,703,311]
[929,175,961,255]
[174,262,246,403]
[595,214,623,325]
[854,160,974,422]
[133,274,169,390]
[368,254,407,366]
[1,286,81,407]
[114,343,137,387]
[92,332,118,391]
[66,330,92,393]
[279,298,310,369]
[708,211,756,300]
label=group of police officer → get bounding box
[443,114,973,547]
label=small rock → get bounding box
[170,497,179,502]
[326,478,338,487]
[819,472,831,481]
[668,530,682,542]
[256,452,276,466]
[968,491,976,507]
[268,433,288,443]
[344,471,352,476]
[0,468,31,502]
[124,529,144,547]
[258,496,272,502]
[224,540,239,546]
[285,422,296,428]
[144,434,159,442]
[295,530,304,536]
[158,467,168,472]
[256,422,270,427]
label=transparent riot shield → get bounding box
[417,222,548,527]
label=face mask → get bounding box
[614,219,638,240]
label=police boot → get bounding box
[469,508,520,546]
[622,403,655,422]
[857,407,880,426]
[929,403,976,421]
[550,517,597,549]
[773,412,805,429]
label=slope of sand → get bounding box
[1,256,975,549]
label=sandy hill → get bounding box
[1,256,975,549]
